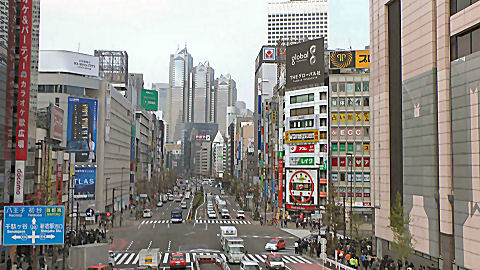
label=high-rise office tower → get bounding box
[192,62,215,123]
[267,0,328,46]
[215,74,237,136]
[167,47,193,142]
[370,1,480,269]
[152,82,168,117]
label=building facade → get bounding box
[215,74,237,136]
[167,47,193,142]
[370,0,480,269]
[192,62,215,123]
[151,82,168,116]
[329,72,371,218]
[267,0,328,46]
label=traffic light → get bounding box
[106,212,111,217]
[154,194,157,199]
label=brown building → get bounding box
[370,0,480,269]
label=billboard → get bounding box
[67,97,98,163]
[285,130,319,144]
[286,38,324,90]
[74,166,96,199]
[140,89,158,111]
[50,104,64,142]
[39,50,100,77]
[286,169,318,206]
[194,135,211,141]
[255,46,277,71]
[248,138,255,153]
[329,50,370,69]
[288,144,315,153]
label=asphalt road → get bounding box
[108,182,323,270]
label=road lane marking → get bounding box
[132,254,140,264]
[147,240,152,249]
[117,253,130,265]
[220,254,227,262]
[124,253,136,264]
[163,252,169,264]
[125,241,133,252]
[255,254,265,262]
[283,256,296,263]
[167,240,171,251]
[295,256,312,264]
[141,220,146,224]
[114,253,123,260]
[246,254,258,262]
[154,220,158,223]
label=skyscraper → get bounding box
[167,47,193,142]
[192,62,215,123]
[152,82,168,117]
[370,0,480,269]
[267,0,328,46]
[215,74,237,136]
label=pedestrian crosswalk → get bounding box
[111,250,313,266]
[195,219,251,225]
[140,219,184,225]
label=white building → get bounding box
[267,0,328,47]
[284,86,329,211]
[212,131,226,178]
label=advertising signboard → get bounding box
[140,89,158,111]
[3,206,65,246]
[248,138,255,153]
[286,169,318,206]
[288,157,315,166]
[67,97,98,163]
[286,38,324,90]
[329,50,370,69]
[39,50,100,77]
[74,167,96,199]
[194,135,211,141]
[288,144,315,153]
[50,104,64,142]
[285,130,319,144]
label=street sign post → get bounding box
[3,206,65,246]
[85,208,94,217]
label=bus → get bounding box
[171,207,183,223]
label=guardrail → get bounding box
[324,257,356,270]
[194,254,230,270]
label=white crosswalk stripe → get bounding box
[111,251,314,266]
[162,252,169,264]
[195,219,252,225]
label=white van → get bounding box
[223,237,244,251]
[225,243,245,264]
[220,226,237,246]
[138,248,161,268]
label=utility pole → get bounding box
[112,188,115,227]
[120,168,125,227]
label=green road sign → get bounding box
[141,89,158,111]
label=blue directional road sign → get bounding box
[3,206,65,246]
[85,208,94,217]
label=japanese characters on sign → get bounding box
[15,0,33,161]
[329,50,370,69]
[4,0,16,162]
[286,38,325,90]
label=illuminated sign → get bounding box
[329,50,370,69]
[285,130,319,144]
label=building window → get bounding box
[363,82,369,91]
[451,24,480,60]
[346,83,354,92]
[290,106,314,116]
[451,0,479,15]
[363,97,370,106]
[355,97,362,106]
[347,97,354,106]
[339,98,345,106]
[290,93,314,104]
[339,82,346,92]
[356,143,362,152]
[331,98,337,106]
[355,82,362,92]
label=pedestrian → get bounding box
[372,257,380,270]
[294,240,299,254]
[6,258,12,270]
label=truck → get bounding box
[138,248,161,268]
[224,243,245,264]
[220,226,237,248]
[194,254,230,270]
[222,237,244,252]
[69,243,109,270]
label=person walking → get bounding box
[294,240,299,254]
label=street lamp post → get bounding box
[347,152,353,238]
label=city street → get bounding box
[107,184,324,269]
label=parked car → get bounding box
[142,209,152,218]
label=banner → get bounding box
[278,158,283,207]
[329,50,370,69]
[14,0,33,161]
[67,97,98,163]
[13,161,25,204]
[74,167,96,199]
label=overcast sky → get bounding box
[40,0,369,110]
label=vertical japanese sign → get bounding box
[278,158,283,207]
[56,164,63,205]
[13,0,33,205]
